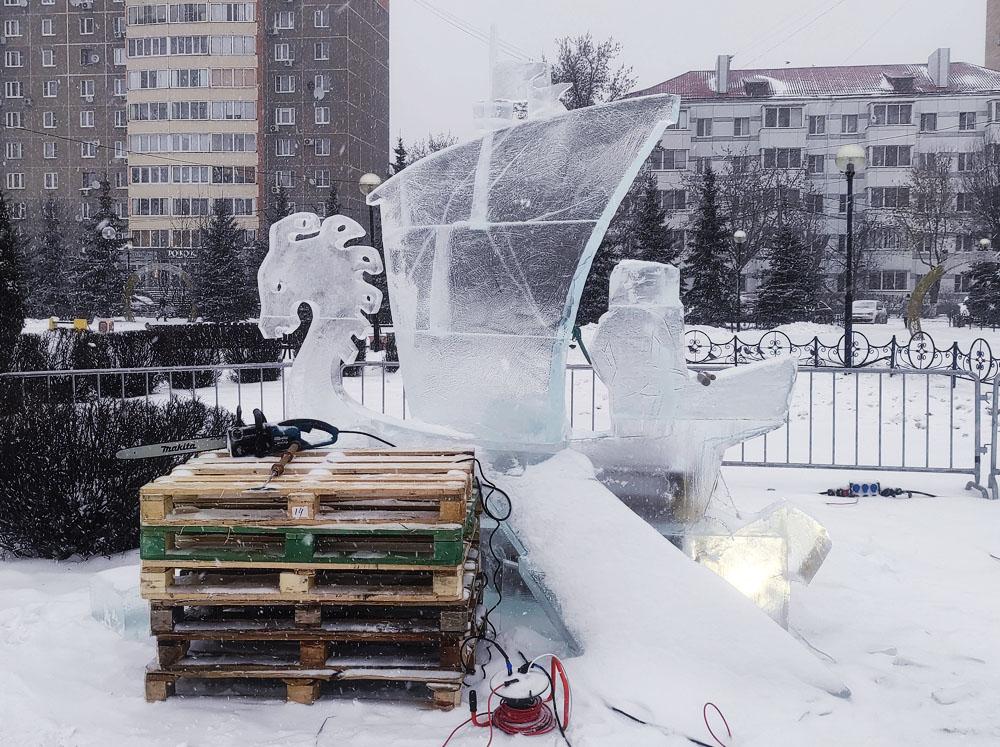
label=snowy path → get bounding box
[1,467,998,745]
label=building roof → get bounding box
[631,62,1000,101]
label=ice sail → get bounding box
[367,94,680,444]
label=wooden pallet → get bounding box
[140,546,480,604]
[140,477,473,525]
[139,498,478,566]
[154,631,477,672]
[181,450,476,479]
[145,660,464,708]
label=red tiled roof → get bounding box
[631,62,1000,100]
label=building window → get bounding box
[869,187,910,208]
[114,48,127,66]
[114,141,126,159]
[41,49,55,67]
[659,190,686,211]
[732,117,750,136]
[114,110,127,128]
[314,41,330,60]
[276,138,294,156]
[4,81,23,98]
[763,106,802,128]
[869,145,911,167]
[80,80,96,99]
[81,48,100,65]
[275,171,293,188]
[114,78,127,96]
[274,43,292,62]
[692,157,711,174]
[804,193,823,214]
[838,194,851,214]
[314,74,330,93]
[170,3,208,23]
[807,115,825,135]
[956,193,974,212]
[131,198,170,216]
[81,141,97,158]
[275,107,295,126]
[4,142,22,159]
[274,11,294,29]
[43,112,56,128]
[666,110,688,130]
[80,111,95,128]
[44,173,58,190]
[762,148,802,169]
[41,18,54,35]
[6,173,25,189]
[42,80,58,97]
[866,271,908,291]
[954,273,972,293]
[651,148,686,170]
[314,169,331,188]
[871,103,912,125]
[695,118,712,137]
[919,113,937,132]
[275,75,295,93]
[957,153,975,172]
[43,142,57,158]
[806,155,825,174]
[314,138,331,156]
[5,50,23,67]
[314,8,329,27]
[4,20,21,36]
[315,106,330,125]
[841,114,858,133]
[959,112,977,131]
[4,111,23,128]
[80,17,95,34]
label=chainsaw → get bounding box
[115,408,342,461]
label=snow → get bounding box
[3,466,998,745]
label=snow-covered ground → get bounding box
[1,466,997,746]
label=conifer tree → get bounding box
[324,184,342,217]
[683,166,733,326]
[391,136,408,174]
[32,198,71,318]
[754,223,824,326]
[268,185,292,225]
[964,261,1000,326]
[0,190,26,373]
[75,179,128,318]
[192,200,250,322]
[629,171,677,264]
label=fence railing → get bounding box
[2,356,994,496]
[686,329,1000,382]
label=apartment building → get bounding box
[632,50,1000,303]
[1,0,388,287]
[0,0,129,224]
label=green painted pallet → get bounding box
[140,501,479,567]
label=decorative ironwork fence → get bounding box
[685,329,1000,382]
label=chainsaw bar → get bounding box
[115,437,227,460]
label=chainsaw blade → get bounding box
[115,437,227,460]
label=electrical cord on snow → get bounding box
[607,702,732,747]
[335,429,398,448]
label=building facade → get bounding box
[1,0,388,301]
[1,0,129,224]
[632,51,1000,305]
[988,0,1000,71]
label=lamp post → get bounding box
[836,145,867,368]
[359,173,384,352]
[980,238,993,251]
[733,229,747,332]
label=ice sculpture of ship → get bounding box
[366,93,680,444]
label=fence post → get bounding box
[951,342,959,390]
[812,337,819,367]
[889,336,897,371]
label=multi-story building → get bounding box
[0,0,129,225]
[1,0,388,297]
[632,50,1000,304]
[988,0,1000,71]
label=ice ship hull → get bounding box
[368,94,680,444]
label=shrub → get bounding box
[342,337,367,377]
[220,323,284,383]
[385,332,399,373]
[102,329,159,397]
[150,323,220,389]
[0,398,235,559]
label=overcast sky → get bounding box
[389,0,987,144]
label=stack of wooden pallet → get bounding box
[137,447,482,709]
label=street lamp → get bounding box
[359,173,384,351]
[836,144,867,368]
[733,229,747,332]
[980,238,993,251]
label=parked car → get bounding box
[852,300,888,324]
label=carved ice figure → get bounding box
[367,94,680,444]
[257,213,383,425]
[474,61,571,128]
[579,260,798,523]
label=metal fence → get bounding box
[687,329,1000,382]
[1,357,994,497]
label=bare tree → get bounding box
[549,34,636,110]
[408,132,459,164]
[960,144,1000,241]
